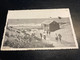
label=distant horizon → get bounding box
[8,18,70,25]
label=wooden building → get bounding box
[41,20,60,32]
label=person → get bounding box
[47,31,48,35]
[55,33,58,41]
[43,31,46,40]
[44,35,46,40]
[58,34,62,42]
[48,31,51,35]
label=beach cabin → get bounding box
[41,20,60,32]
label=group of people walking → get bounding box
[40,30,51,40]
[55,33,62,42]
[40,30,62,42]
[25,29,62,42]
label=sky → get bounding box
[7,8,70,19]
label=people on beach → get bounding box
[43,31,46,40]
[55,33,62,42]
[47,30,50,35]
[55,33,58,41]
[58,34,62,42]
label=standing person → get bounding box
[55,33,58,41]
[48,31,51,35]
[40,30,43,39]
[58,34,62,42]
[47,30,48,35]
[43,31,46,40]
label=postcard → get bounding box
[1,8,79,50]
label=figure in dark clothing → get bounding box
[47,31,48,35]
[40,33,42,39]
[47,30,50,35]
[58,34,62,42]
[56,36,58,41]
[55,33,58,41]
[49,31,51,35]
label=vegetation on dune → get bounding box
[3,26,53,48]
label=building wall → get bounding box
[41,21,60,32]
[49,21,60,32]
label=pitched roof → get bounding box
[42,20,54,24]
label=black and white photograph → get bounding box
[1,8,78,50]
